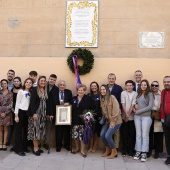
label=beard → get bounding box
[165,85,170,90]
[8,77,13,81]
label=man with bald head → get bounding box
[50,80,72,152]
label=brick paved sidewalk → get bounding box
[0,148,170,170]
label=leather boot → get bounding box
[108,148,117,159]
[102,147,110,157]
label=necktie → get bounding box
[137,84,139,92]
[60,91,64,105]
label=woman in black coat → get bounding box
[72,84,95,157]
[27,76,48,156]
[88,81,102,153]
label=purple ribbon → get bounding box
[72,55,82,87]
[83,122,93,144]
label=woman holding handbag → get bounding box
[100,84,122,159]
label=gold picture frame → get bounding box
[55,105,72,125]
[66,1,98,47]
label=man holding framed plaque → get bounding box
[50,80,72,152]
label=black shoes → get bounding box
[56,146,71,152]
[43,144,50,150]
[128,152,134,157]
[165,157,170,165]
[122,151,127,157]
[56,148,61,152]
[38,148,44,153]
[17,152,26,156]
[24,148,30,153]
[154,153,159,159]
[147,150,152,158]
[64,146,71,151]
[10,146,15,152]
[32,148,43,156]
[33,150,41,156]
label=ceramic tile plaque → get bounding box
[139,32,164,48]
[66,1,98,47]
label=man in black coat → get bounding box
[50,80,72,152]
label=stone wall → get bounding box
[0,0,169,58]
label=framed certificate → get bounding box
[66,1,98,47]
[55,105,72,125]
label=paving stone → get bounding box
[0,149,169,170]
[125,162,149,170]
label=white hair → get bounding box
[58,80,66,85]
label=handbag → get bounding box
[152,110,160,120]
[99,115,106,125]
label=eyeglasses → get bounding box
[151,84,159,87]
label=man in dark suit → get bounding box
[50,80,72,152]
[133,70,143,92]
[44,74,58,150]
[107,73,123,151]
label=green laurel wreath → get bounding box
[67,48,94,75]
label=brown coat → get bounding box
[100,95,122,126]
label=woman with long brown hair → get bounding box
[27,76,48,156]
[88,81,102,153]
[100,84,122,159]
[14,78,33,156]
[133,79,154,162]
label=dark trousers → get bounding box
[14,109,29,153]
[121,120,135,153]
[7,112,15,144]
[55,125,70,149]
[149,119,163,153]
[164,115,170,156]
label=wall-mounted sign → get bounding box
[66,1,98,47]
[139,32,164,48]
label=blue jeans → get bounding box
[134,115,152,152]
[100,123,121,149]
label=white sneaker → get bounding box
[134,151,141,160]
[141,153,147,162]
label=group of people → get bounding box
[0,69,170,165]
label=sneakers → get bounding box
[134,151,141,160]
[141,153,147,162]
